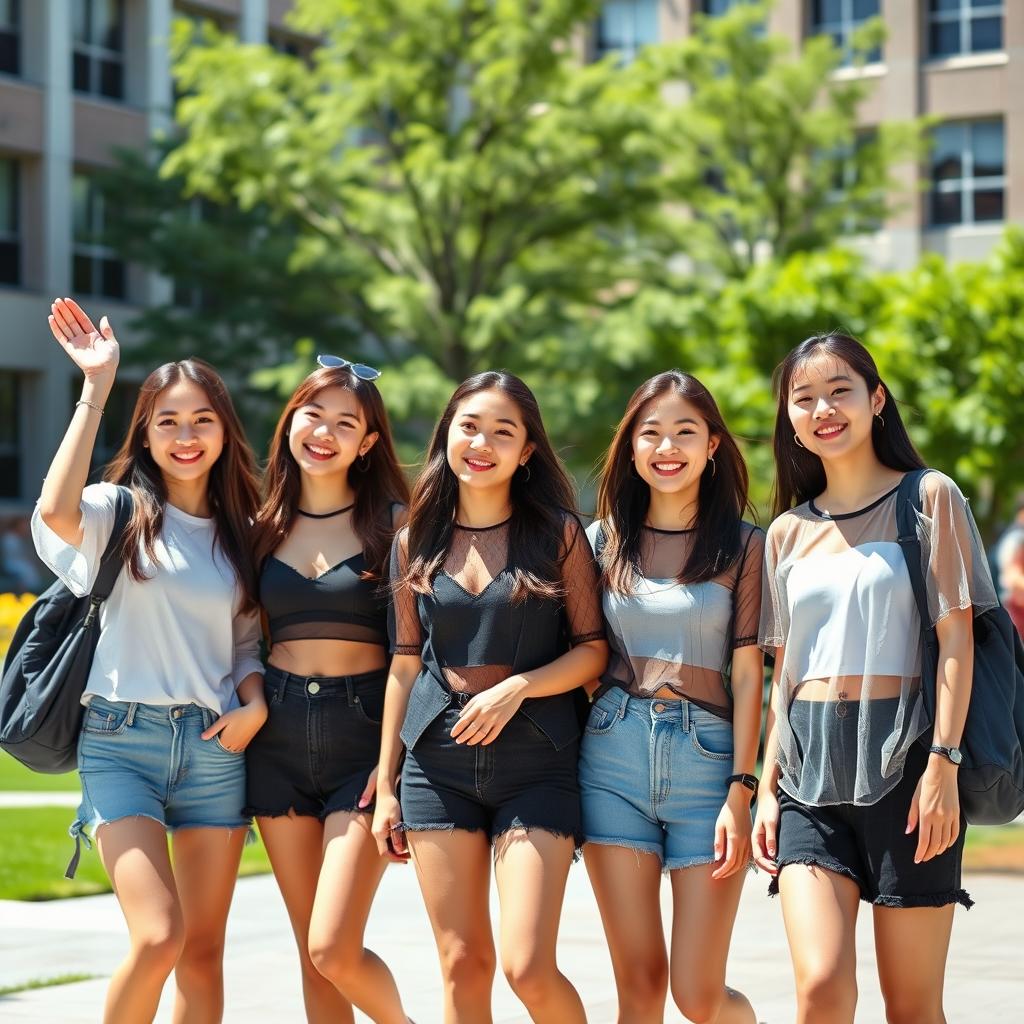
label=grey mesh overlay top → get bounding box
[759,471,998,807]
[588,520,764,720]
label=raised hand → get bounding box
[48,297,119,381]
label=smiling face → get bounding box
[787,353,885,460]
[287,385,378,478]
[144,379,225,484]
[446,387,534,491]
[631,391,719,497]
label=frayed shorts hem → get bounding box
[767,856,864,898]
[245,802,371,821]
[582,835,665,863]
[401,820,583,854]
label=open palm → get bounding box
[47,297,119,379]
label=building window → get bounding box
[827,130,883,232]
[930,120,1005,226]
[595,1,659,63]
[811,0,881,66]
[0,0,19,76]
[0,158,19,285]
[701,0,751,15]
[928,1,1002,58]
[72,173,126,299]
[73,0,126,100]
[71,378,135,477]
[0,372,20,498]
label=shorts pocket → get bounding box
[82,704,132,735]
[352,693,383,726]
[585,696,620,737]
[689,713,733,761]
[214,735,245,756]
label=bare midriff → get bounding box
[794,674,909,701]
[268,637,387,678]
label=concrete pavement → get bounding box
[1,866,1021,1022]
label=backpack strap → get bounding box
[895,469,934,632]
[81,487,134,626]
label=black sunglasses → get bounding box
[316,354,382,381]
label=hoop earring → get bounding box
[706,456,716,478]
[355,452,371,473]
[518,462,531,483]
[875,412,885,428]
[793,434,806,449]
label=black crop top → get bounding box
[260,551,387,647]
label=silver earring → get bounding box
[519,462,531,483]
[875,412,885,428]
[706,456,716,477]
[793,434,806,449]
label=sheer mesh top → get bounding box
[589,520,764,719]
[390,514,605,693]
[759,471,998,807]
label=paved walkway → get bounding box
[0,791,80,807]
[1,865,1022,1022]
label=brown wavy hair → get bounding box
[402,371,576,602]
[596,370,754,593]
[251,366,408,581]
[104,358,260,611]
[771,333,925,517]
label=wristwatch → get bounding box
[929,744,963,766]
[726,773,759,797]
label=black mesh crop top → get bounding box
[261,551,388,648]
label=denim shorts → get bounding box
[769,701,972,909]
[244,666,385,820]
[579,687,737,870]
[399,693,582,846]
[69,696,249,876]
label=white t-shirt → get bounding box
[31,482,263,714]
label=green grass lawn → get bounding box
[0,807,272,901]
[0,752,79,793]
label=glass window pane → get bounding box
[73,252,94,294]
[72,51,91,92]
[0,1,17,30]
[0,238,18,285]
[72,176,91,238]
[634,0,658,44]
[99,58,122,98]
[931,190,962,225]
[814,0,843,23]
[973,188,1004,222]
[0,30,18,75]
[931,0,961,12]
[0,159,16,233]
[73,0,91,44]
[932,124,964,180]
[97,0,123,51]
[853,0,880,18]
[970,16,1002,52]
[101,258,125,299]
[0,373,17,443]
[972,121,1004,177]
[703,0,736,14]
[930,21,960,56]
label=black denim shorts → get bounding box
[399,693,582,847]
[244,666,385,820]
[770,714,972,910]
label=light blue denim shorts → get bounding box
[68,696,249,876]
[579,687,737,870]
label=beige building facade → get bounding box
[0,0,1021,514]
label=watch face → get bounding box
[949,748,963,765]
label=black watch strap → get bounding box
[726,772,759,794]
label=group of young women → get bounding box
[34,296,994,1024]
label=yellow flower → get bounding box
[0,593,36,660]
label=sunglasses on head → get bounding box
[316,354,382,381]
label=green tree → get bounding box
[641,1,921,278]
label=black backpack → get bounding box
[896,470,1024,825]
[0,488,133,773]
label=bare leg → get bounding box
[95,817,183,1024]
[668,864,754,1024]
[307,810,408,1023]
[874,904,955,1024]
[170,826,247,1024]
[779,865,861,1024]
[583,844,667,1024]
[492,830,584,1024]
[258,814,354,1024]
[409,829,496,1024]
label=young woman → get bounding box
[372,371,608,1024]
[753,333,997,1024]
[34,298,266,1024]
[581,371,764,1024]
[246,358,411,1024]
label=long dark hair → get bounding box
[403,371,576,602]
[104,359,260,611]
[596,371,754,593]
[771,332,925,516]
[251,366,409,580]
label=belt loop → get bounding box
[274,672,287,703]
[615,687,629,720]
[125,702,138,727]
[345,677,356,706]
[681,698,690,733]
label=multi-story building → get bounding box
[0,0,1021,516]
